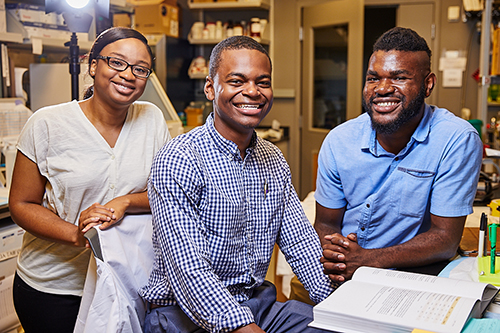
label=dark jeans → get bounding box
[13,273,81,333]
[144,281,328,333]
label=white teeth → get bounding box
[377,102,397,107]
[115,82,132,90]
[237,104,260,109]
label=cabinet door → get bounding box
[300,0,364,198]
[397,2,436,106]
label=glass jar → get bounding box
[233,22,243,36]
[250,17,261,38]
[206,22,216,39]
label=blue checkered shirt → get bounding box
[139,114,335,332]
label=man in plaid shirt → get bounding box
[140,36,335,333]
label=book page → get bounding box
[352,267,497,305]
[312,280,476,333]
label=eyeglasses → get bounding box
[96,55,152,78]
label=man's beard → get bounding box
[363,82,427,135]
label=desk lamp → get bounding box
[45,0,109,101]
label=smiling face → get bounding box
[362,50,435,135]
[204,48,273,141]
[90,38,152,110]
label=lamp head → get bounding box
[45,0,109,18]
[63,12,93,33]
[66,0,90,9]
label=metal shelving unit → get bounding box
[478,0,494,129]
[188,0,270,10]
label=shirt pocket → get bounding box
[248,175,284,236]
[397,167,435,218]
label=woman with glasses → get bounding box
[9,27,171,332]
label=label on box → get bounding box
[6,3,62,26]
[0,249,19,262]
[6,3,44,24]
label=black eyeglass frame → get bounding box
[96,55,152,79]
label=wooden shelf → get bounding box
[0,32,23,44]
[29,37,93,51]
[188,35,269,45]
[187,0,271,81]
[188,0,270,10]
[5,36,93,53]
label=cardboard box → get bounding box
[113,13,131,28]
[14,21,88,41]
[5,3,59,25]
[134,1,180,38]
[6,3,42,23]
[128,0,176,5]
[0,222,24,333]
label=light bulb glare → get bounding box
[65,0,90,9]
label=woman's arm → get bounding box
[9,151,86,247]
[81,191,151,231]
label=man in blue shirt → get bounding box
[316,27,482,283]
[140,36,335,332]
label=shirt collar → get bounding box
[363,103,433,156]
[205,113,257,160]
[412,103,433,143]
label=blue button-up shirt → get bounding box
[315,105,483,249]
[140,114,334,332]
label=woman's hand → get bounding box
[80,192,150,232]
[80,202,116,233]
[98,196,131,229]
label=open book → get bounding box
[309,267,499,333]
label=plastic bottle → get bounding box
[202,27,209,39]
[206,22,216,39]
[241,20,247,35]
[215,21,223,40]
[226,20,234,38]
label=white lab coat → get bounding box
[74,214,154,333]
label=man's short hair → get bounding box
[209,36,272,77]
[373,27,432,61]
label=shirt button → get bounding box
[366,203,370,208]
[395,157,399,161]
[361,227,365,231]
[110,184,115,189]
[111,155,115,160]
